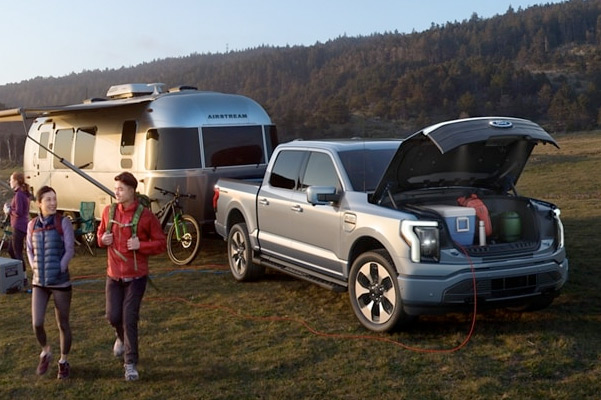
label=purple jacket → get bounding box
[10,189,30,233]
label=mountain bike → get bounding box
[0,212,11,255]
[153,186,201,265]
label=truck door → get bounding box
[256,150,306,256]
[286,151,343,277]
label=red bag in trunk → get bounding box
[457,194,492,237]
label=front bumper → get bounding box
[398,257,569,315]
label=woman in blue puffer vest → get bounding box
[26,186,75,380]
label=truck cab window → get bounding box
[53,128,74,169]
[269,150,306,190]
[74,127,96,169]
[300,152,341,191]
[121,120,136,155]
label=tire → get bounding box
[348,250,413,332]
[227,223,264,281]
[167,214,201,265]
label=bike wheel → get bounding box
[167,214,201,265]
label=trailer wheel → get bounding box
[349,250,414,332]
[227,223,264,281]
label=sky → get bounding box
[0,0,565,86]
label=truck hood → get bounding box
[373,117,558,198]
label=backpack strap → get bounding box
[130,203,145,237]
[106,203,144,236]
[54,213,63,236]
[106,203,117,233]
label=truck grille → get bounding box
[465,241,538,258]
[443,271,563,303]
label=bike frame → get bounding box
[155,196,188,241]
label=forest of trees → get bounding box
[1,0,601,163]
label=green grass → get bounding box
[1,132,600,399]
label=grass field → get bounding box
[0,132,600,399]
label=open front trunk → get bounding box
[389,189,559,259]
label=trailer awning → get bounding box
[0,96,154,123]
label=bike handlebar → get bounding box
[154,186,196,199]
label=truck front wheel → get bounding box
[227,223,264,281]
[349,250,412,332]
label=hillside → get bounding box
[1,0,601,143]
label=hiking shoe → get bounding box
[124,363,139,381]
[36,352,52,375]
[57,361,70,379]
[113,338,124,357]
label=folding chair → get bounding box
[74,201,96,256]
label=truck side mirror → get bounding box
[306,186,340,205]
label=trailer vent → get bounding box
[168,85,198,93]
[83,97,107,104]
[106,83,165,99]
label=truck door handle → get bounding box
[291,205,303,213]
[259,198,269,206]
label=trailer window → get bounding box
[74,127,96,169]
[121,120,137,155]
[53,129,74,169]
[265,125,279,159]
[202,126,265,168]
[145,128,201,170]
[38,131,49,159]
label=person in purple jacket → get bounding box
[6,171,31,287]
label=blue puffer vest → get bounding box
[31,215,69,286]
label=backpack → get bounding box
[105,193,151,236]
[106,202,145,237]
[457,194,492,237]
[32,213,64,236]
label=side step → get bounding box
[255,256,347,293]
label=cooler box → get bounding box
[0,257,24,294]
[425,205,476,246]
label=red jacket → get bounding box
[97,201,166,279]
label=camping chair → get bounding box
[74,201,96,256]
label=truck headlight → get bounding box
[553,208,564,249]
[415,226,440,261]
[401,220,439,263]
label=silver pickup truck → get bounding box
[214,117,568,332]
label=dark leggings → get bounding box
[32,286,72,356]
[9,228,26,269]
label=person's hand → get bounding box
[101,232,114,246]
[127,236,140,251]
[3,203,9,214]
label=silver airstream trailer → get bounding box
[0,83,278,232]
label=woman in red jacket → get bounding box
[97,172,166,381]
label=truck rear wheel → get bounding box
[349,250,413,332]
[227,223,264,281]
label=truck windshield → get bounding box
[339,148,397,192]
[202,125,266,167]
